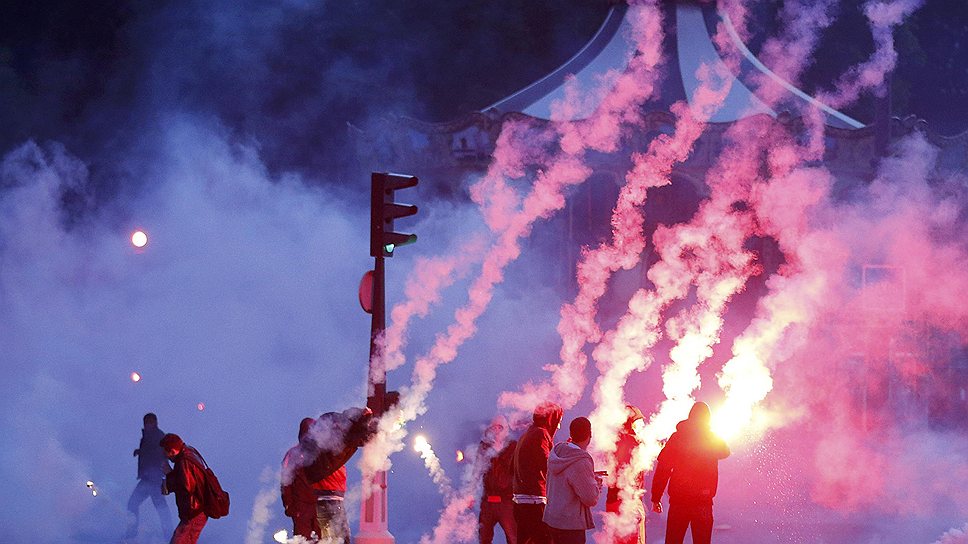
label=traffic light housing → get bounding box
[371,172,419,257]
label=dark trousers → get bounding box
[480,499,517,544]
[316,499,350,544]
[513,503,551,544]
[665,502,713,544]
[549,527,585,544]
[125,478,173,538]
[169,513,207,544]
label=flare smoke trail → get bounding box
[245,468,280,544]
[935,523,968,544]
[593,1,897,537]
[585,20,747,458]
[414,436,453,497]
[362,1,667,478]
[497,0,668,417]
[419,439,501,544]
[716,0,927,442]
[623,0,840,472]
[379,252,482,377]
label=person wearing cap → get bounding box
[650,401,730,544]
[160,433,209,544]
[479,415,518,544]
[606,405,646,544]
[543,417,603,544]
[513,401,564,544]
[281,417,318,540]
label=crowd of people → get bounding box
[121,400,728,544]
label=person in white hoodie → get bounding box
[543,417,603,544]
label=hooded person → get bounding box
[543,417,602,544]
[124,412,173,540]
[650,402,730,544]
[512,401,564,544]
[605,405,646,544]
[160,433,210,544]
[281,417,318,540]
[479,415,518,544]
[304,407,375,544]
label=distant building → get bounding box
[356,1,968,422]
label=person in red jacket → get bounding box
[281,417,318,540]
[649,402,730,544]
[606,405,646,544]
[479,415,517,544]
[303,407,375,544]
[160,433,209,544]
[512,401,563,544]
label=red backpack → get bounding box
[191,450,231,519]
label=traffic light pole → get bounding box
[358,172,418,544]
[358,245,394,544]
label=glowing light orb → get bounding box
[272,529,289,543]
[131,230,148,248]
[197,402,205,411]
[456,450,464,462]
[413,435,428,452]
[130,372,141,382]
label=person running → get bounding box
[124,413,173,540]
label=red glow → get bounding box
[130,372,141,382]
[197,402,205,411]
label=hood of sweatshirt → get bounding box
[548,441,592,476]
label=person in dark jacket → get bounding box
[282,417,318,540]
[650,402,730,544]
[124,413,173,540]
[543,417,602,544]
[304,407,375,544]
[606,405,646,544]
[479,415,517,544]
[161,433,209,544]
[512,401,563,544]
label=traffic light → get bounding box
[370,172,419,257]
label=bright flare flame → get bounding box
[455,450,464,462]
[272,529,288,543]
[130,372,141,382]
[413,434,453,496]
[131,230,148,248]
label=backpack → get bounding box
[192,450,231,519]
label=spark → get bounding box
[131,230,148,248]
[455,450,464,463]
[197,402,205,411]
[130,371,141,382]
